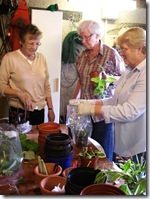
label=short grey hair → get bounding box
[77,20,102,39]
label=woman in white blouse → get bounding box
[72,27,146,163]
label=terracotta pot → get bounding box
[80,184,126,195]
[62,167,74,178]
[34,163,62,185]
[40,176,66,195]
[38,122,60,159]
[38,122,60,134]
[80,157,99,168]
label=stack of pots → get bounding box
[44,133,73,170]
[38,122,60,159]
[65,167,100,195]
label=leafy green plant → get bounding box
[0,135,22,176]
[91,76,116,97]
[91,64,116,98]
[19,134,39,153]
[94,156,146,195]
[78,147,106,159]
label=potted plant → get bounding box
[94,156,146,195]
[78,147,106,168]
[90,64,117,98]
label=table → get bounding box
[16,125,115,195]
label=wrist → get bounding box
[48,107,53,111]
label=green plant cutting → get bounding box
[91,76,116,97]
[91,64,116,98]
[0,134,22,176]
[78,147,106,159]
[94,156,146,195]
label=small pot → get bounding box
[62,167,74,178]
[38,122,60,134]
[80,183,126,195]
[38,122,60,159]
[65,167,100,195]
[34,163,62,185]
[40,176,66,195]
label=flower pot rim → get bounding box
[80,183,126,195]
[40,175,66,195]
[34,163,62,177]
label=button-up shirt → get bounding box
[102,59,146,157]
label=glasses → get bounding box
[78,34,94,41]
[117,48,127,53]
[25,42,41,47]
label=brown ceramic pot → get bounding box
[38,122,60,134]
[62,167,74,178]
[38,122,60,159]
[34,163,62,185]
[80,184,126,195]
[40,176,66,195]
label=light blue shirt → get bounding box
[102,59,146,157]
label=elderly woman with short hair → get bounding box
[75,27,146,163]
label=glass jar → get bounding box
[0,123,23,185]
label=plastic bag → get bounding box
[66,105,93,146]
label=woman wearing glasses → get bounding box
[73,20,124,161]
[0,24,55,126]
[75,27,146,163]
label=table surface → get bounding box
[15,125,116,195]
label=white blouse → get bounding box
[102,59,146,157]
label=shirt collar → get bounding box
[126,58,146,72]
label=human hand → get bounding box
[69,99,103,107]
[76,103,95,116]
[77,103,104,119]
[18,92,33,111]
[69,99,99,106]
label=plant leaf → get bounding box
[91,77,100,83]
[119,184,133,195]
[105,171,123,182]
[133,178,146,195]
[107,77,116,83]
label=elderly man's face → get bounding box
[79,28,99,50]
